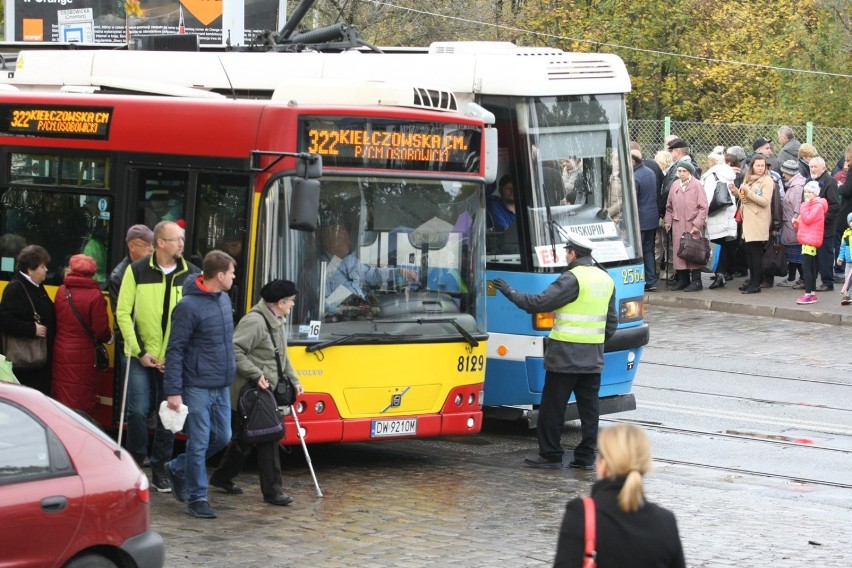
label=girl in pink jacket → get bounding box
[792,181,828,304]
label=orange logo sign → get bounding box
[181,0,222,27]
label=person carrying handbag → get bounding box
[553,424,685,568]
[664,161,709,292]
[0,245,55,395]
[52,254,114,415]
[210,279,304,507]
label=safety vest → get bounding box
[549,265,614,344]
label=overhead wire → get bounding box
[364,0,852,79]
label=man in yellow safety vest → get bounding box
[493,233,616,469]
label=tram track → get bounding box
[602,418,852,490]
[639,360,852,388]
[603,417,852,453]
[633,384,852,414]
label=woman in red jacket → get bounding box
[52,254,113,414]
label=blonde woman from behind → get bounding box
[553,424,685,567]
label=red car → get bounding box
[0,383,164,568]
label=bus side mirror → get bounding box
[289,178,320,231]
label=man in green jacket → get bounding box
[116,220,199,490]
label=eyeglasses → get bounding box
[161,236,185,242]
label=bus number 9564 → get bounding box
[458,355,484,372]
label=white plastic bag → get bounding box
[158,400,188,433]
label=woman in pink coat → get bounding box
[52,254,113,415]
[664,161,709,292]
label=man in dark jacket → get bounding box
[163,250,237,519]
[493,234,617,470]
[632,150,659,291]
[807,157,840,291]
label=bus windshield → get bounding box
[521,94,640,268]
[257,175,486,344]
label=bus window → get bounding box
[190,173,250,294]
[134,170,187,229]
[10,154,109,189]
[0,188,112,285]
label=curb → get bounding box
[645,294,852,327]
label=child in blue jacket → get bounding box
[838,212,852,305]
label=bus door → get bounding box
[127,167,250,312]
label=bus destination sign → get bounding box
[300,117,482,173]
[0,104,113,140]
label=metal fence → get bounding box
[629,119,852,172]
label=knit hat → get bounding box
[68,254,97,277]
[125,224,154,243]
[667,138,688,150]
[675,160,695,176]
[260,279,297,302]
[803,181,820,194]
[564,233,595,256]
[780,160,799,176]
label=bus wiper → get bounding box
[305,332,394,353]
[394,317,479,347]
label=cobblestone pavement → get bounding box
[149,305,852,567]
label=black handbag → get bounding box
[1,282,48,370]
[762,241,788,277]
[238,384,285,444]
[708,174,734,214]
[263,317,297,407]
[677,232,711,265]
[65,289,110,371]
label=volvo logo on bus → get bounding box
[381,386,411,413]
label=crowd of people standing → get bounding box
[637,127,851,305]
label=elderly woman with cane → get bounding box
[209,279,304,506]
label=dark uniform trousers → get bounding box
[211,435,283,500]
[538,370,601,464]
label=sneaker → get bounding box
[841,295,851,306]
[151,463,172,494]
[817,284,834,292]
[186,500,217,519]
[791,280,805,290]
[163,461,186,503]
[796,293,818,305]
[644,284,657,292]
[776,279,796,288]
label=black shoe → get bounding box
[523,455,563,469]
[163,461,186,503]
[151,463,172,494]
[209,479,244,495]
[723,273,734,281]
[567,460,595,471]
[683,281,703,292]
[644,284,657,292]
[741,287,761,294]
[738,283,750,291]
[708,275,725,289]
[264,493,294,506]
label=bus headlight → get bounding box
[533,311,554,330]
[454,394,463,406]
[314,401,325,414]
[619,297,644,323]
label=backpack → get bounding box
[238,384,285,444]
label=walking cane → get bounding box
[290,406,323,497]
[115,312,136,458]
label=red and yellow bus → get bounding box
[0,87,493,443]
